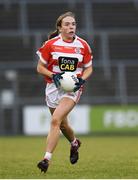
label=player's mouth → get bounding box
[69,31,75,35]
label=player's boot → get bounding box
[37,159,49,173]
[70,139,81,164]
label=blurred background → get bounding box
[0,0,138,136]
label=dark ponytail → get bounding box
[48,29,59,40]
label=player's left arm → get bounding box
[73,65,93,92]
[73,42,93,92]
[81,65,93,80]
[81,42,93,80]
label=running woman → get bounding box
[36,11,93,173]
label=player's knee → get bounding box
[51,116,61,128]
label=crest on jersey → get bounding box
[74,47,81,54]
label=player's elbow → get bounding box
[36,60,43,74]
[87,65,93,75]
[36,64,40,73]
[37,64,41,74]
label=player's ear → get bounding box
[58,26,62,33]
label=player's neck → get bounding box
[61,34,75,43]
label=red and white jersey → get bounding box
[36,34,93,83]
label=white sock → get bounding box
[44,152,52,161]
[71,138,77,146]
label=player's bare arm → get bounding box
[82,66,93,80]
[37,60,53,78]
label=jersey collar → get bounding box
[59,34,77,43]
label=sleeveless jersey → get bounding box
[36,34,93,83]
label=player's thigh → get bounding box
[52,97,75,121]
[49,107,69,129]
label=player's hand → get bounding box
[52,72,64,88]
[73,77,85,92]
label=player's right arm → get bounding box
[37,60,53,78]
[36,40,54,78]
[37,60,63,87]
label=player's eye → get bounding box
[72,22,76,26]
[64,22,70,26]
[64,22,76,26]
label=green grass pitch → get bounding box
[0,135,138,179]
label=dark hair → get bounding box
[48,11,75,40]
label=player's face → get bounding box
[59,16,76,41]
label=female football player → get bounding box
[36,11,93,173]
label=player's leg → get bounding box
[38,97,75,172]
[49,107,74,142]
[60,117,81,164]
[49,106,81,164]
[49,102,81,163]
[46,97,75,153]
[60,117,75,142]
